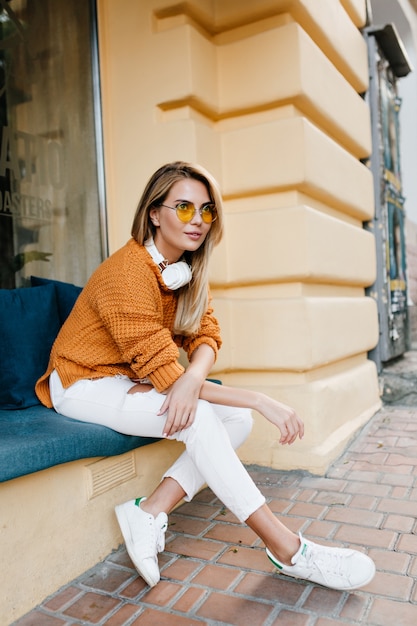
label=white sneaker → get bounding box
[266,533,375,591]
[115,497,168,587]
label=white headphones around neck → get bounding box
[145,238,192,289]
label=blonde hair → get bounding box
[131,162,224,335]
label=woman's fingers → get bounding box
[278,409,304,445]
[162,404,196,436]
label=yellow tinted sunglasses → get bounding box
[159,201,217,224]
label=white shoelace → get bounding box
[299,541,347,581]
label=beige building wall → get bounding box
[97,0,381,474]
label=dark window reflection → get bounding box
[0,0,104,288]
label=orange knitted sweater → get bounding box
[35,238,222,408]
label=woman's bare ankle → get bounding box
[267,536,301,566]
[245,503,301,566]
[139,478,186,518]
[139,496,167,518]
[138,498,156,516]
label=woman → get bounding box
[36,161,375,591]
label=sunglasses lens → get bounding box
[201,204,216,223]
[175,202,194,222]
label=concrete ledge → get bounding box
[0,439,184,624]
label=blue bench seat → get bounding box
[0,277,162,483]
[0,404,158,483]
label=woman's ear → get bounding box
[149,207,160,226]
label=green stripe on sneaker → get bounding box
[266,550,283,571]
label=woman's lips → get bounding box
[185,232,202,240]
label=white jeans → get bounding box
[50,371,265,522]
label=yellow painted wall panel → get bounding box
[218,22,301,110]
[211,205,375,286]
[233,359,381,473]
[213,295,378,372]
[295,0,369,91]
[156,24,218,110]
[340,0,368,27]
[221,116,374,220]
[297,27,371,157]
[98,1,372,251]
[304,120,374,219]
[213,0,369,91]
[218,22,371,156]
[157,17,371,158]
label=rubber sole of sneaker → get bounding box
[115,504,159,587]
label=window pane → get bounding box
[0,0,105,288]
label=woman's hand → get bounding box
[257,394,304,445]
[159,343,216,437]
[158,371,203,437]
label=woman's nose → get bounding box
[190,207,203,224]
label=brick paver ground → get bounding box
[12,404,417,626]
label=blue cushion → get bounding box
[0,405,160,482]
[30,275,82,324]
[0,284,61,409]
